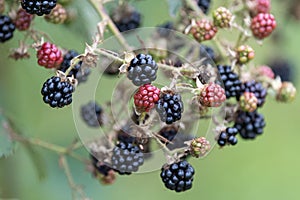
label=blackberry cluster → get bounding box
[217,127,238,147]
[91,155,112,176]
[158,126,179,144]
[0,15,15,43]
[238,80,267,107]
[81,101,103,127]
[127,54,158,86]
[234,110,266,139]
[269,59,294,82]
[114,10,141,32]
[217,65,241,98]
[111,142,144,175]
[196,0,211,14]
[59,50,90,83]
[156,92,184,124]
[21,0,57,16]
[160,160,195,192]
[41,76,74,108]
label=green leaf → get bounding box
[167,0,182,17]
[0,113,16,159]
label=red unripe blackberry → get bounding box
[21,0,57,16]
[37,42,63,68]
[257,65,275,79]
[160,160,195,192]
[127,54,158,86]
[134,84,160,112]
[41,76,74,108]
[234,110,266,139]
[14,9,34,31]
[0,15,15,43]
[199,82,226,107]
[256,0,270,14]
[189,19,218,42]
[156,92,184,124]
[111,142,144,175]
[251,13,276,39]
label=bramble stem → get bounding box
[89,0,132,50]
[64,56,82,77]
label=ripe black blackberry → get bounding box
[111,5,141,32]
[160,160,195,192]
[81,101,103,127]
[156,92,184,124]
[111,142,144,175]
[217,65,241,99]
[41,76,74,108]
[269,59,295,83]
[127,54,158,86]
[217,127,238,147]
[237,80,267,107]
[0,15,15,43]
[21,0,57,16]
[234,110,266,139]
[196,0,211,14]
[59,50,90,83]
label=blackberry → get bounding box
[158,126,179,144]
[269,59,294,83]
[21,0,57,16]
[156,92,184,124]
[160,160,195,192]
[196,0,211,14]
[59,50,90,83]
[81,101,103,127]
[127,54,158,86]
[237,80,267,107]
[0,15,15,43]
[217,127,238,147]
[41,76,74,108]
[217,65,242,98]
[111,6,141,32]
[116,124,136,144]
[234,110,266,139]
[111,142,144,175]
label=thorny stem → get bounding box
[89,0,132,50]
[64,56,82,77]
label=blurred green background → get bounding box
[0,0,300,199]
